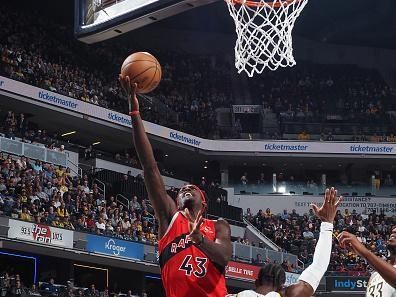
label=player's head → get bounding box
[176,184,207,212]
[255,264,286,293]
[388,226,396,255]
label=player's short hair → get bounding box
[257,264,286,291]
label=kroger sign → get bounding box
[86,234,144,260]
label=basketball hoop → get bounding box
[225,0,309,77]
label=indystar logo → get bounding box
[334,279,367,290]
[104,239,126,256]
[38,91,78,109]
[169,131,201,147]
[285,273,299,286]
[350,144,393,153]
[107,112,132,126]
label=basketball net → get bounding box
[225,0,309,77]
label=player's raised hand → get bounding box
[337,231,367,257]
[118,75,139,112]
[311,187,342,223]
[185,208,204,245]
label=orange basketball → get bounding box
[120,52,162,94]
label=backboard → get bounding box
[75,0,217,44]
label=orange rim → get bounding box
[228,0,300,8]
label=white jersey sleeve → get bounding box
[366,265,396,297]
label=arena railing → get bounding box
[232,242,301,270]
[0,215,300,272]
[0,136,67,167]
[231,182,396,197]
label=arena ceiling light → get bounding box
[61,131,77,137]
[278,186,286,193]
[92,141,101,146]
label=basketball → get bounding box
[120,52,162,94]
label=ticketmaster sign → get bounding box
[2,75,396,155]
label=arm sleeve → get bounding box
[298,222,333,291]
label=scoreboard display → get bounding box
[74,0,217,44]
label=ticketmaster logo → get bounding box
[350,145,393,153]
[264,143,308,151]
[169,131,201,146]
[107,112,132,126]
[38,91,78,109]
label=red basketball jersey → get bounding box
[158,211,228,297]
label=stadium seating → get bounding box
[245,206,394,275]
[0,271,141,296]
[2,4,396,141]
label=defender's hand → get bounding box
[338,231,367,257]
[311,187,342,223]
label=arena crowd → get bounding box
[245,206,395,275]
[2,4,396,140]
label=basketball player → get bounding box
[119,76,231,297]
[338,227,396,297]
[228,187,341,297]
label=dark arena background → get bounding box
[1,0,396,296]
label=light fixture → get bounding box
[61,131,76,137]
[92,141,101,146]
[204,166,208,169]
[278,186,286,193]
[164,154,168,157]
[205,160,208,163]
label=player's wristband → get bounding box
[129,110,140,117]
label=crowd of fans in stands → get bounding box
[0,272,146,296]
[253,64,396,123]
[0,152,158,244]
[246,206,395,275]
[2,2,396,283]
[0,5,231,139]
[2,4,396,140]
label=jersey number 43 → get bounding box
[179,255,208,278]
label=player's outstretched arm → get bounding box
[187,210,232,268]
[119,75,177,237]
[285,187,341,297]
[338,231,396,288]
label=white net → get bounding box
[225,0,309,77]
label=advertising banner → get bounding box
[326,276,369,292]
[8,219,73,248]
[230,194,396,217]
[225,261,299,286]
[2,75,396,155]
[86,234,144,260]
[233,105,262,113]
